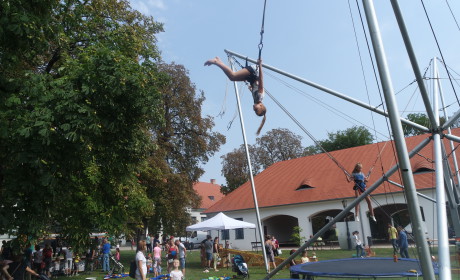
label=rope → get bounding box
[216,79,230,118]
[263,70,390,141]
[420,0,460,106]
[445,0,460,33]
[263,88,351,177]
[353,1,418,261]
[354,0,404,186]
[347,0,388,179]
[258,0,268,60]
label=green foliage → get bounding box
[220,144,259,195]
[305,126,374,154]
[402,113,446,136]
[0,0,165,249]
[140,63,225,236]
[1,1,224,248]
[255,128,304,169]
[221,128,303,194]
[290,226,305,246]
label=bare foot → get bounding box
[204,56,221,66]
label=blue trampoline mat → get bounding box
[290,258,439,277]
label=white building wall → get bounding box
[206,189,439,251]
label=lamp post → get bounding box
[342,200,352,250]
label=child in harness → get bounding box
[346,163,376,222]
[204,56,266,135]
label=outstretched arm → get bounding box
[204,57,250,82]
[346,172,352,182]
[258,59,264,93]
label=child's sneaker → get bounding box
[355,216,360,222]
[371,216,377,222]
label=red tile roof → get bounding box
[193,181,225,209]
[204,129,459,213]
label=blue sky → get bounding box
[129,0,460,185]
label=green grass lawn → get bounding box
[55,246,458,280]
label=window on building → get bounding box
[221,229,230,240]
[208,195,215,201]
[296,179,314,190]
[235,218,244,239]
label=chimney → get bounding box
[210,179,216,185]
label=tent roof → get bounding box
[186,212,256,231]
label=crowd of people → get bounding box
[1,225,414,280]
[0,236,124,280]
[133,236,187,280]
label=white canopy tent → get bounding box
[186,212,256,231]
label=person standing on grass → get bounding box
[352,231,365,258]
[166,239,178,273]
[388,223,398,255]
[175,239,186,277]
[212,237,220,272]
[264,235,276,273]
[271,236,279,256]
[135,240,147,280]
[203,235,213,273]
[153,242,162,278]
[102,239,111,272]
[146,235,151,253]
[43,243,53,277]
[397,226,409,258]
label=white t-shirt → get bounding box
[170,270,183,280]
[135,251,147,279]
[53,261,60,272]
[354,234,362,246]
[178,243,186,258]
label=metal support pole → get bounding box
[440,142,460,239]
[437,63,460,187]
[361,0,435,278]
[437,58,460,238]
[263,137,432,279]
[228,58,269,273]
[445,133,460,144]
[390,0,437,128]
[386,180,437,203]
[224,49,429,133]
[432,59,451,279]
[342,200,352,250]
[443,107,460,130]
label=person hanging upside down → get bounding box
[346,163,376,222]
[204,56,266,135]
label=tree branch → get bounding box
[45,48,61,73]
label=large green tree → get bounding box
[141,63,225,236]
[0,0,164,247]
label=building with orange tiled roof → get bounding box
[189,179,225,224]
[202,130,458,250]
